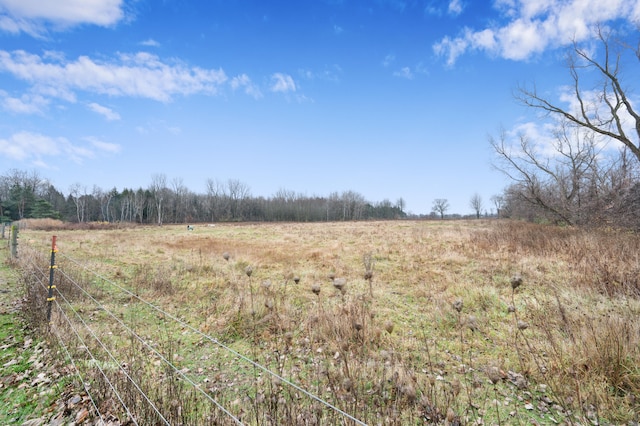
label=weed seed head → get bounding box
[451,378,461,397]
[384,320,394,334]
[452,299,463,313]
[380,349,391,361]
[466,315,478,332]
[510,275,523,289]
[446,408,457,423]
[333,277,346,291]
[328,272,336,281]
[245,266,253,277]
[311,283,321,295]
[508,305,516,313]
[517,320,529,330]
[293,276,300,284]
[486,365,502,385]
[364,270,373,280]
[402,383,417,401]
[223,252,230,261]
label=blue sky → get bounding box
[0,0,638,215]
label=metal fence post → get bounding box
[46,236,57,324]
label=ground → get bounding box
[0,245,107,426]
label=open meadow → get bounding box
[15,219,640,425]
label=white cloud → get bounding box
[140,39,160,47]
[448,0,464,16]
[230,74,263,99]
[298,65,342,82]
[85,136,121,153]
[0,50,228,102]
[0,0,125,35]
[1,91,49,113]
[87,102,121,121]
[434,0,637,65]
[270,73,296,93]
[393,67,414,79]
[133,120,184,136]
[0,131,124,167]
[382,54,395,67]
[0,131,59,160]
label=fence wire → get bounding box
[19,242,368,426]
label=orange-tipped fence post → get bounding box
[46,236,57,324]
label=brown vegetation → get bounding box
[15,220,640,424]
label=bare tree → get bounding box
[133,188,147,223]
[171,177,190,223]
[227,179,250,220]
[469,193,483,219]
[432,198,449,219]
[206,178,227,221]
[150,174,168,226]
[490,195,505,218]
[491,119,635,225]
[516,26,640,163]
[69,183,87,223]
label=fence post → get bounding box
[10,225,18,258]
[1,222,6,239]
[46,236,57,324]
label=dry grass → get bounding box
[17,220,640,424]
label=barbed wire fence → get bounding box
[18,236,369,426]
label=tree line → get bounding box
[0,171,408,224]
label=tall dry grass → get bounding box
[16,220,640,424]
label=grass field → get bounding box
[14,219,640,425]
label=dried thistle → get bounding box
[452,299,463,313]
[451,378,461,397]
[363,252,374,272]
[384,320,394,334]
[466,315,478,332]
[510,275,523,290]
[311,283,321,295]
[380,349,391,361]
[222,252,230,261]
[245,265,253,277]
[293,276,300,284]
[517,320,529,330]
[486,365,502,385]
[332,277,346,291]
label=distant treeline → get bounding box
[0,170,408,224]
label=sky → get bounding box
[0,0,638,216]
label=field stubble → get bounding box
[17,219,640,425]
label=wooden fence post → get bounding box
[10,225,18,258]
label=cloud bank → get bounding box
[434,0,640,65]
[0,0,125,36]
[0,50,228,103]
